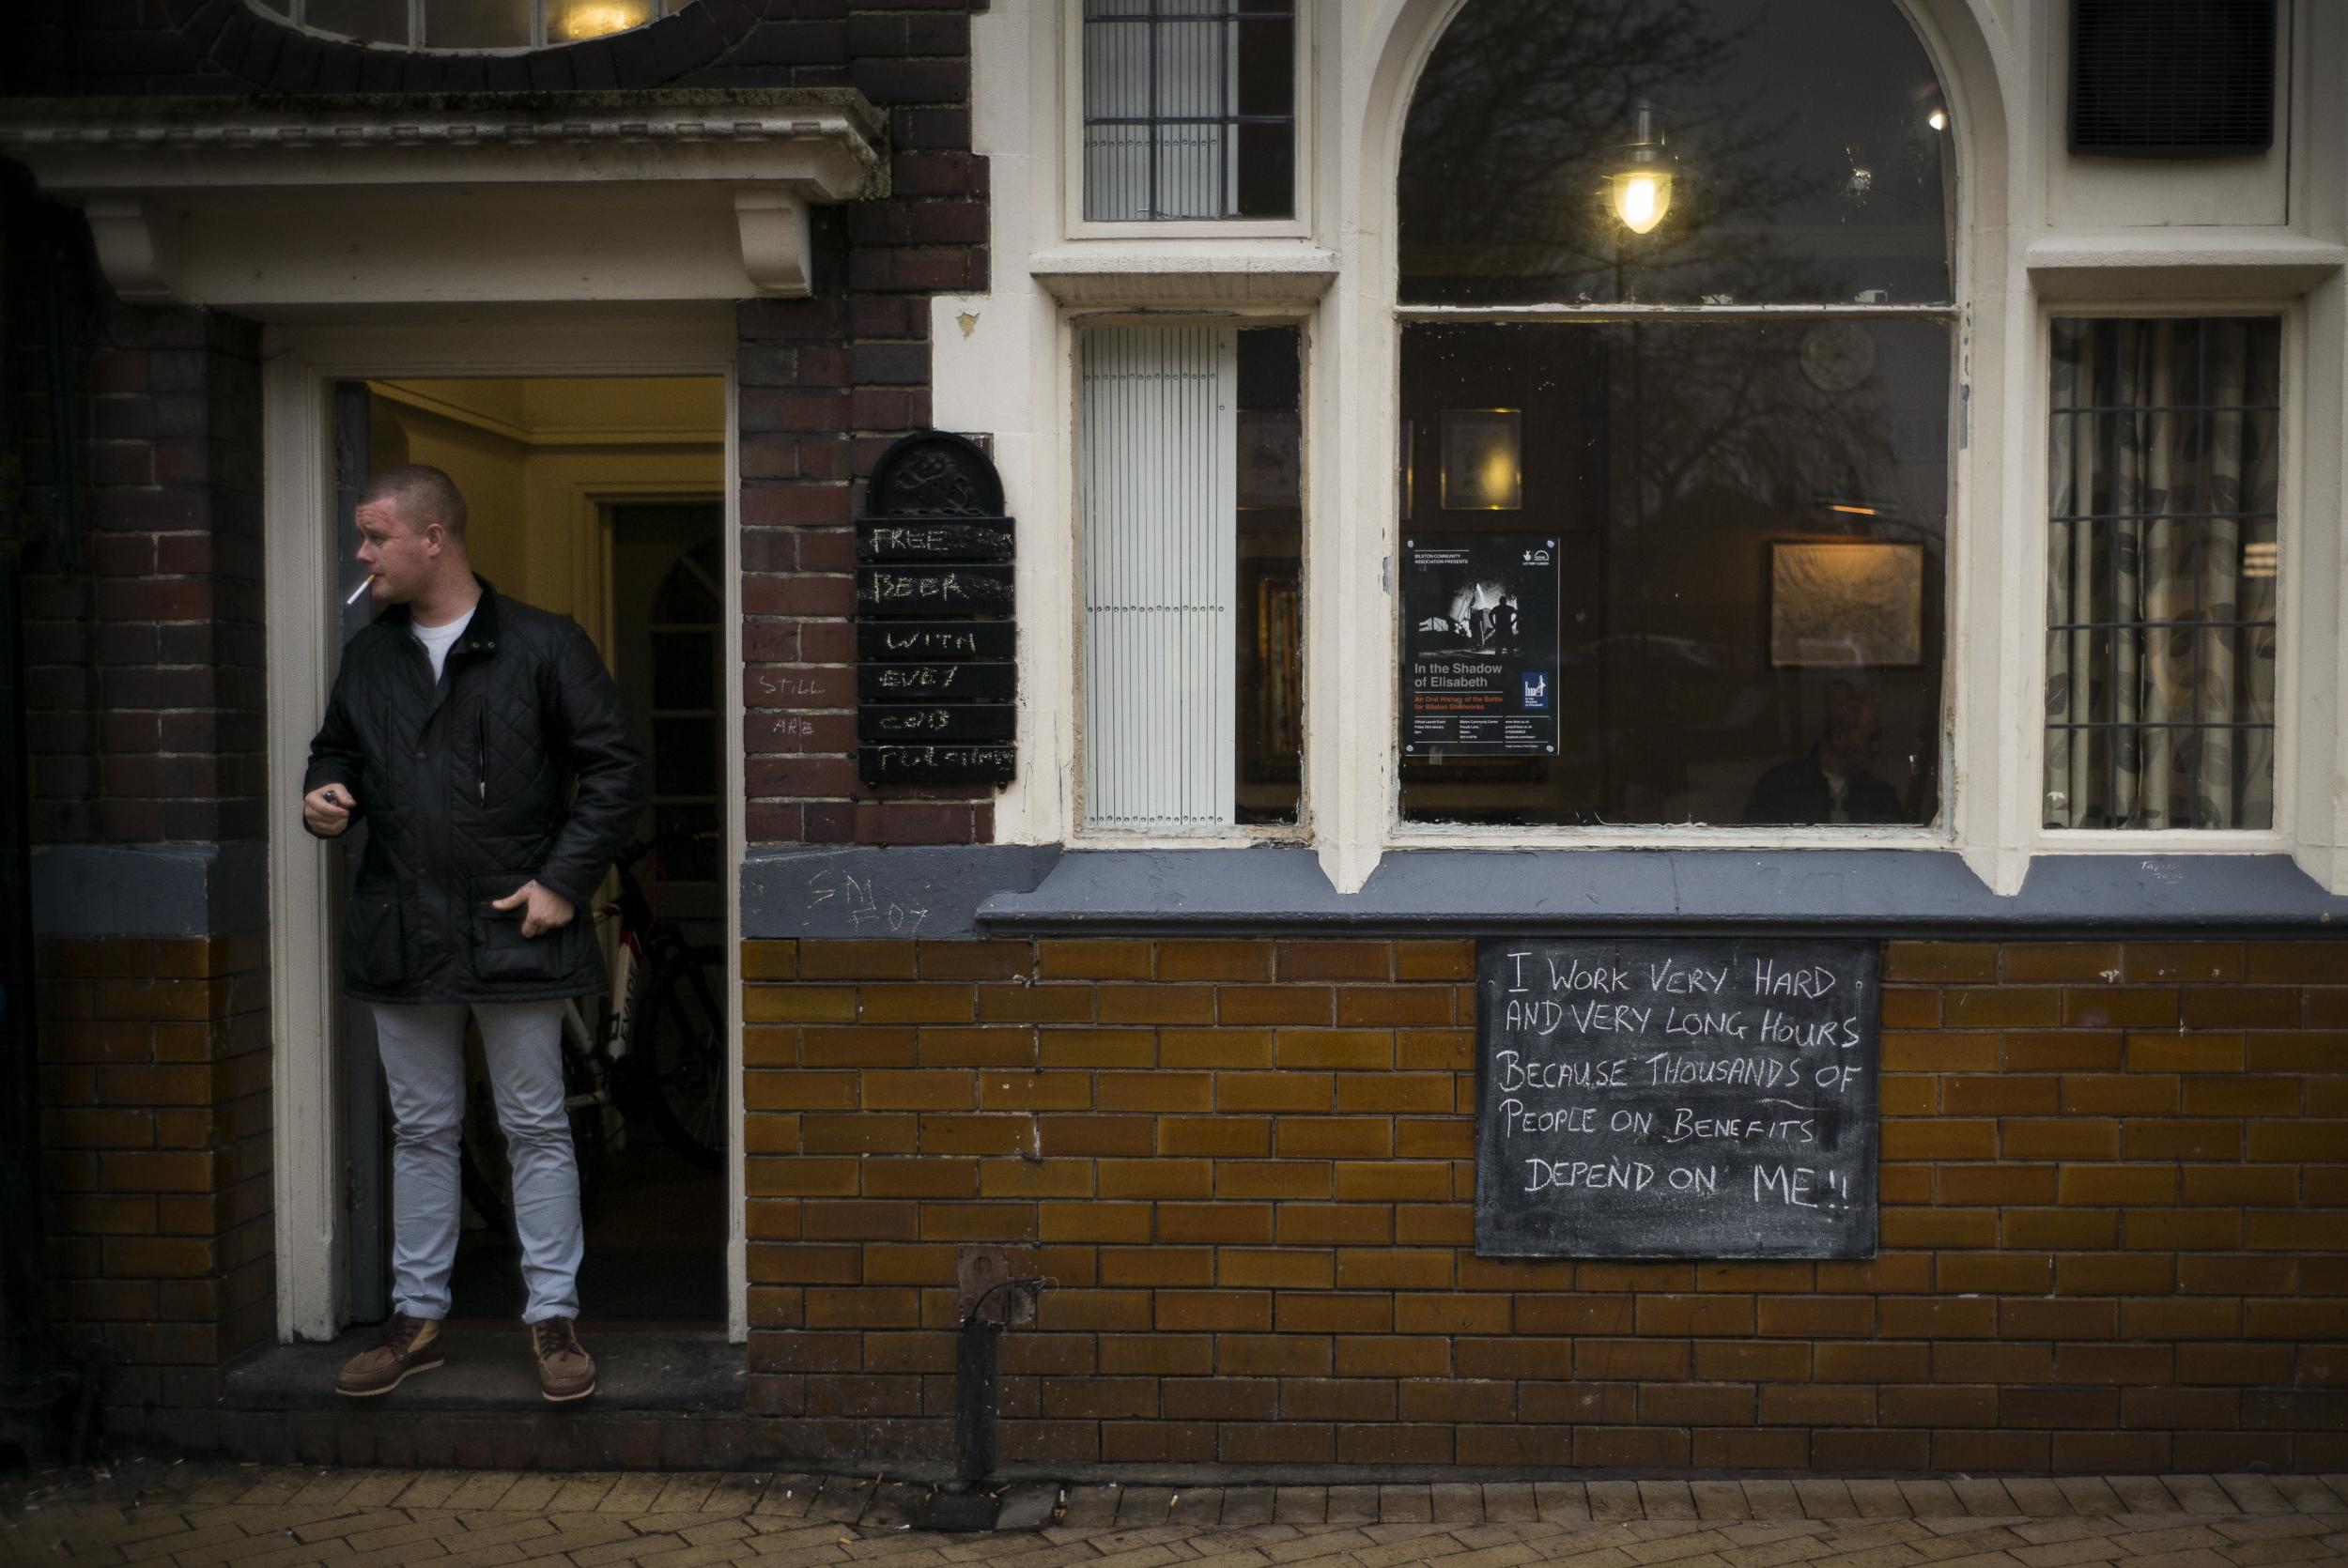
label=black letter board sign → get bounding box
[1474,937,1879,1259]
[1401,535,1562,758]
[857,432,1017,787]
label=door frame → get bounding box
[262,308,748,1343]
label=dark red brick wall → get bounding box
[739,937,2348,1475]
[15,293,267,848]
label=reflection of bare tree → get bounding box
[1616,323,1897,517]
[1399,0,1945,305]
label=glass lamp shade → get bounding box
[1610,167,1674,235]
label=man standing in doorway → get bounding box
[301,464,647,1403]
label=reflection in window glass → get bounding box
[425,0,532,47]
[1083,0,1297,222]
[303,0,409,41]
[1080,326,1303,831]
[2044,316,2280,831]
[1398,0,1952,305]
[261,0,677,48]
[1398,320,1950,827]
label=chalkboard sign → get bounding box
[859,621,1017,663]
[857,520,1014,561]
[857,565,1016,617]
[858,703,1018,743]
[856,432,1017,788]
[857,662,1017,702]
[1475,937,1879,1260]
[858,745,1017,784]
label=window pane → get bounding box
[1083,0,1295,222]
[654,803,720,883]
[1398,319,1950,827]
[1399,0,1952,305]
[653,718,718,797]
[2043,316,2281,831]
[650,630,717,712]
[425,0,532,48]
[1080,325,1302,830]
[303,0,412,43]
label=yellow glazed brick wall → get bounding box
[740,937,2348,1475]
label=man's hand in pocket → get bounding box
[489,880,576,939]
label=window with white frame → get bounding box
[1080,0,1298,223]
[2044,315,2282,831]
[1394,0,1954,830]
[254,0,685,50]
[1078,324,1304,832]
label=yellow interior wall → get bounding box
[363,377,723,654]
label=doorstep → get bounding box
[222,1326,744,1415]
[120,1327,754,1469]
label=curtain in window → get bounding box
[2044,317,2280,830]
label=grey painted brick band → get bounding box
[31,840,270,939]
[46,839,2348,942]
[968,847,2348,935]
[741,844,1062,940]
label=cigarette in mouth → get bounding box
[345,575,377,607]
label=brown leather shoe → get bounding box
[531,1316,596,1403]
[334,1314,444,1398]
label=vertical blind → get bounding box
[1080,326,1240,831]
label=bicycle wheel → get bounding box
[636,957,727,1171]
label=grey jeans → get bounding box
[373,1001,581,1324]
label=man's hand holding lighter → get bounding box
[304,784,357,837]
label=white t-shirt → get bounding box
[412,605,475,683]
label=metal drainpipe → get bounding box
[955,1277,1043,1485]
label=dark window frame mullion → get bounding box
[1148,0,1160,221]
[2191,318,2210,824]
[1219,0,1231,217]
[2104,326,2124,824]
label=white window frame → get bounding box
[1062,0,1316,242]
[1381,300,1968,855]
[2025,300,2303,859]
[1065,306,1317,847]
[956,0,2348,895]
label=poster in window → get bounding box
[1401,535,1561,758]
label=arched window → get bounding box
[1394,0,1954,832]
[253,0,687,51]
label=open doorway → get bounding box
[343,376,730,1329]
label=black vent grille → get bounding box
[2072,0,2278,157]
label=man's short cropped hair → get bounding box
[357,464,468,539]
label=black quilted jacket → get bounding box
[302,580,649,1005]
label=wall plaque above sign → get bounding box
[857,432,1017,788]
[1474,937,1880,1260]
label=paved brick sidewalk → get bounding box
[5,1460,2345,1567]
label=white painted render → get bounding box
[0,103,879,306]
[940,0,2348,896]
